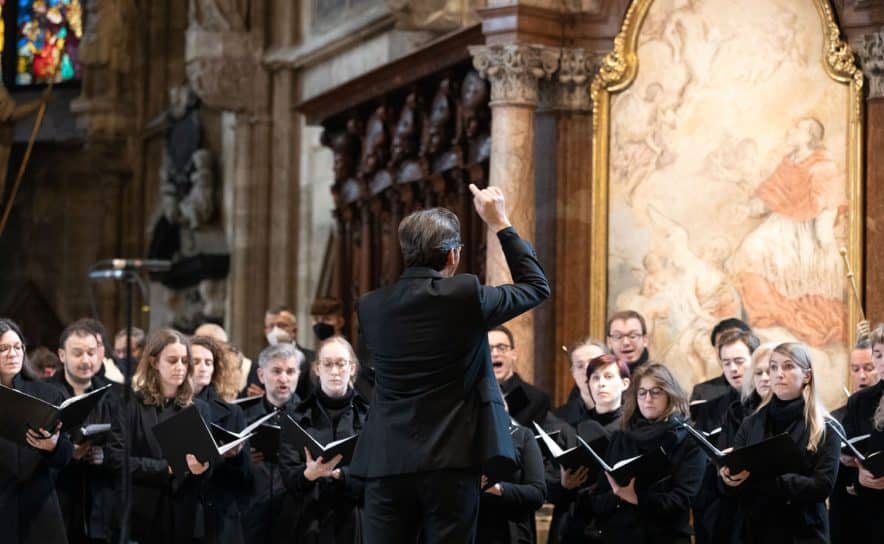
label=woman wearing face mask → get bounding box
[0,318,73,543]
[107,329,213,544]
[191,335,251,544]
[719,342,839,543]
[837,325,884,543]
[555,354,631,543]
[588,362,704,544]
[277,336,369,543]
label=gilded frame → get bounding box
[588,0,865,352]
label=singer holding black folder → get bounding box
[354,184,550,543]
[107,329,213,544]
[719,342,839,543]
[0,318,73,544]
[191,335,251,544]
[838,325,884,543]
[278,335,368,543]
[586,363,703,544]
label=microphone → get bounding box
[105,259,172,272]
[88,270,128,280]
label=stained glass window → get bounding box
[15,0,82,85]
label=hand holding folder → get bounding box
[0,383,111,447]
[532,422,604,472]
[282,414,359,466]
[826,419,884,478]
[152,405,252,479]
[682,422,805,478]
[534,422,669,486]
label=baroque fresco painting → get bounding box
[605,0,854,407]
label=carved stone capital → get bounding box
[469,44,560,107]
[853,28,884,99]
[186,28,258,112]
[538,48,601,113]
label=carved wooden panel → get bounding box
[320,64,491,336]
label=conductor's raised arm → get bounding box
[468,183,551,328]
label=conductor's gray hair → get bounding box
[398,208,461,270]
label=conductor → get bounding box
[353,184,551,543]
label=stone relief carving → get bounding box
[538,48,601,112]
[387,0,480,31]
[854,28,884,99]
[148,84,229,331]
[459,70,491,162]
[71,0,136,144]
[186,0,256,112]
[469,44,560,106]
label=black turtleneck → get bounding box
[627,348,650,373]
[317,387,354,432]
[591,405,622,428]
[767,395,805,435]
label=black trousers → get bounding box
[362,467,480,544]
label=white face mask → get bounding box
[266,326,293,346]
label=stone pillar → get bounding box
[854,29,884,322]
[536,47,601,402]
[470,43,559,382]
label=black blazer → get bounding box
[690,374,731,402]
[587,415,704,544]
[278,389,369,544]
[241,395,301,544]
[0,373,73,544]
[726,403,840,544]
[837,380,884,543]
[554,387,592,429]
[107,393,213,544]
[478,424,547,544]
[195,386,251,544]
[353,226,550,478]
[502,372,551,428]
[47,373,119,542]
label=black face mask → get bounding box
[313,322,335,341]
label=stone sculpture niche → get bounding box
[146,83,229,332]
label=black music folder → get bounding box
[533,428,561,459]
[534,422,607,471]
[827,421,884,478]
[211,411,277,446]
[0,383,112,446]
[249,423,281,463]
[231,395,263,410]
[282,414,359,466]
[682,423,805,478]
[152,405,251,478]
[579,434,670,487]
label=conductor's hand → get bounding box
[468,183,512,233]
[303,448,343,481]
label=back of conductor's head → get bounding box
[398,208,461,271]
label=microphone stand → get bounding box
[119,270,136,544]
[87,266,138,544]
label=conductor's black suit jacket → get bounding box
[352,227,550,479]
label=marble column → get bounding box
[854,29,884,322]
[470,43,559,383]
